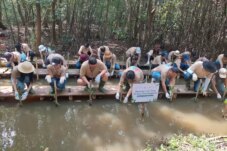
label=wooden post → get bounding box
[54,80,59,106]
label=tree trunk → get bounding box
[36,0,41,50]
[3,0,15,44]
[102,0,110,42]
[51,0,57,44]
[0,1,2,23]
[10,0,20,42]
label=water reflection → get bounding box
[0,99,226,150]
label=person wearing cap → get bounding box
[75,53,89,69]
[150,64,179,99]
[77,56,108,92]
[78,43,93,56]
[45,57,67,94]
[184,61,217,94]
[4,51,21,68]
[11,61,35,102]
[168,50,180,63]
[103,50,120,76]
[151,52,168,68]
[126,47,141,65]
[210,68,227,99]
[144,43,161,65]
[215,52,227,69]
[21,43,36,62]
[126,54,139,68]
[115,66,144,103]
[38,44,54,68]
[97,46,110,61]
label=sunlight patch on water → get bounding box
[158,105,227,134]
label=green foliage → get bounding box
[144,134,217,151]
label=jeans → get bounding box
[105,61,120,70]
[50,77,66,90]
[15,76,31,92]
[75,61,82,69]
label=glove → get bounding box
[110,70,114,76]
[65,73,69,78]
[21,91,28,101]
[42,63,46,68]
[123,97,128,103]
[15,91,20,100]
[45,75,52,83]
[202,91,207,96]
[192,73,198,81]
[60,76,66,84]
[165,93,170,99]
[217,93,222,99]
[115,92,120,100]
[95,74,101,84]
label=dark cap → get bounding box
[126,70,135,80]
[202,61,217,73]
[88,56,97,65]
[51,57,62,65]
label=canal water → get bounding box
[0,97,226,151]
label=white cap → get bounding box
[136,47,141,54]
[38,45,46,52]
[219,68,226,78]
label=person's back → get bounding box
[47,53,67,67]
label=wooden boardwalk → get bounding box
[0,67,151,78]
[0,84,215,101]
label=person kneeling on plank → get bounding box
[21,43,36,62]
[103,50,120,76]
[115,66,144,103]
[210,68,227,99]
[38,44,54,68]
[77,56,108,92]
[11,61,35,102]
[150,64,179,100]
[75,53,89,69]
[4,51,21,68]
[126,47,141,65]
[45,57,67,94]
[184,61,217,95]
[97,46,109,61]
[126,54,139,68]
[215,52,227,69]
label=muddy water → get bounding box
[0,98,226,151]
[0,79,227,150]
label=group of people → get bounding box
[0,43,226,111]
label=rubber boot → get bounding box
[145,55,151,65]
[98,81,106,93]
[186,80,190,90]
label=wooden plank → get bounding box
[0,67,151,77]
[0,84,214,99]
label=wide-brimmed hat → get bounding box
[18,61,35,73]
[104,50,112,59]
[79,54,89,62]
[173,50,180,56]
[38,45,46,52]
[219,68,226,78]
[202,61,217,73]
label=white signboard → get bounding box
[132,83,159,103]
